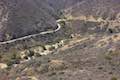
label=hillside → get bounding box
[0,0,120,80]
[0,0,58,41]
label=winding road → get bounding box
[0,16,119,45]
[0,19,63,45]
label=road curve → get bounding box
[0,19,63,45]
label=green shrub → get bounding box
[1,52,21,66]
[111,77,117,80]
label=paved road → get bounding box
[1,16,118,45]
[0,19,63,45]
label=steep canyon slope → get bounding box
[0,0,58,41]
[0,0,120,80]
